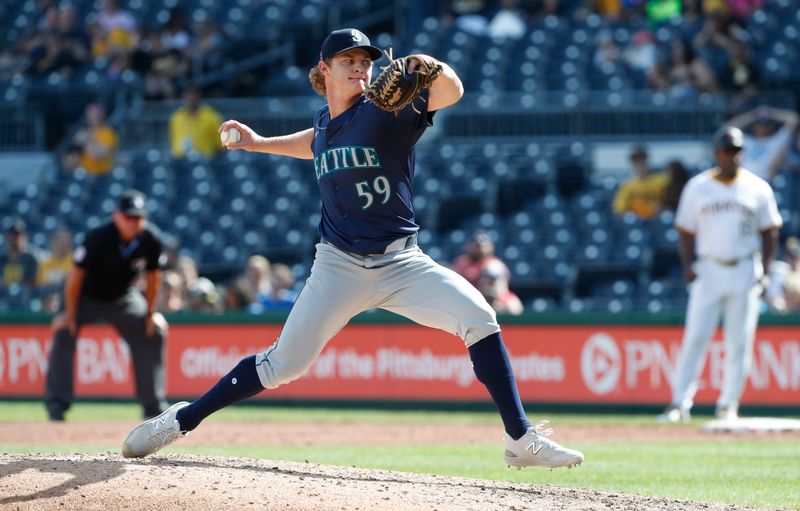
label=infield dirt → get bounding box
[0,421,780,511]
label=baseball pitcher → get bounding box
[121,28,583,469]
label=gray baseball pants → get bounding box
[255,241,500,389]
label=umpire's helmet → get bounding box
[712,126,745,151]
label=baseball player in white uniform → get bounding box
[658,127,782,423]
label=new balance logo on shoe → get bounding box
[504,421,584,469]
[525,440,545,456]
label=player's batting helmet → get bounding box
[712,126,745,151]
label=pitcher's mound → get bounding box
[0,453,761,511]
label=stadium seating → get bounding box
[2,1,800,312]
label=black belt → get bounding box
[321,233,417,257]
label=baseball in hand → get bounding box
[220,127,241,145]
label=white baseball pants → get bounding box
[671,257,762,411]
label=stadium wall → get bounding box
[1,312,798,408]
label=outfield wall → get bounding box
[1,312,798,407]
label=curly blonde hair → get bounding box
[308,61,329,97]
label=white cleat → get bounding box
[715,403,739,421]
[504,421,584,469]
[656,404,691,424]
[122,401,190,458]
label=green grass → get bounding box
[2,400,799,510]
[0,400,678,426]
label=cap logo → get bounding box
[132,196,144,209]
[351,29,362,42]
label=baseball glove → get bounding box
[365,49,443,115]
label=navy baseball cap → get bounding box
[713,127,745,151]
[118,189,148,217]
[320,28,382,61]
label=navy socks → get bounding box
[176,355,264,431]
[176,337,530,438]
[469,332,531,440]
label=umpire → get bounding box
[45,190,169,420]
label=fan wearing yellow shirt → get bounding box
[61,103,118,175]
[612,144,669,220]
[37,228,74,288]
[169,85,223,160]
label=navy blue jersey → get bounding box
[312,92,434,255]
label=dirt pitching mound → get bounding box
[1,453,756,511]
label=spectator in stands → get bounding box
[95,0,137,53]
[161,7,192,51]
[478,259,524,315]
[61,102,118,175]
[680,0,701,21]
[725,106,799,181]
[487,0,527,41]
[26,29,82,80]
[251,263,298,312]
[453,230,511,289]
[38,0,59,31]
[187,277,222,313]
[612,145,668,219]
[717,40,758,108]
[652,39,717,98]
[660,160,691,212]
[174,255,218,311]
[692,11,744,75]
[157,269,185,313]
[765,237,800,313]
[169,85,223,160]
[55,3,91,66]
[440,0,494,36]
[593,31,621,69]
[583,0,622,21]
[175,256,198,296]
[0,217,41,301]
[223,255,272,312]
[131,7,192,100]
[131,29,178,100]
[726,0,763,21]
[623,30,659,88]
[36,227,73,312]
[89,0,137,79]
[645,0,682,24]
[223,279,249,311]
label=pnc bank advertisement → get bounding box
[1,322,799,406]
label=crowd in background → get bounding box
[4,207,800,317]
[0,214,529,315]
[3,0,225,100]
[3,0,800,316]
[0,0,781,105]
[8,0,787,178]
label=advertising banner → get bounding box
[1,323,798,405]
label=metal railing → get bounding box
[441,91,796,139]
[0,106,45,151]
